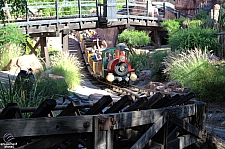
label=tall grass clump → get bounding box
[50,52,81,90]
[0,44,23,70]
[163,49,225,101]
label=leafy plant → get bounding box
[150,50,169,81]
[162,19,180,34]
[118,30,150,49]
[0,24,27,47]
[50,52,82,90]
[130,52,151,76]
[168,26,221,53]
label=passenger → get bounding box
[97,38,107,52]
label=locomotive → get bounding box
[83,40,137,86]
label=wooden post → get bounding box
[78,0,82,18]
[126,0,129,15]
[62,33,69,52]
[93,116,107,149]
[55,0,59,29]
[163,2,166,18]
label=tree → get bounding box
[118,30,150,51]
[0,0,27,21]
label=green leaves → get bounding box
[118,30,150,49]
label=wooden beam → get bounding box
[85,95,113,115]
[27,38,40,55]
[16,134,74,149]
[29,99,56,118]
[130,114,167,149]
[0,115,93,137]
[169,113,202,138]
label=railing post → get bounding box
[78,0,82,18]
[55,0,59,29]
[126,0,129,16]
[146,1,149,16]
[163,2,166,18]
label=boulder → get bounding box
[144,81,165,91]
[139,70,152,81]
[165,80,182,89]
[6,55,43,74]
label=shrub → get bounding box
[130,52,151,76]
[0,44,24,70]
[50,52,82,90]
[163,49,225,101]
[162,19,180,34]
[150,50,169,81]
[118,30,150,49]
[168,27,221,53]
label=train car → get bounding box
[83,40,137,86]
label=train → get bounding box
[80,36,137,86]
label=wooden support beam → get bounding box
[40,36,47,59]
[105,95,133,114]
[16,134,74,149]
[124,97,148,112]
[27,38,40,55]
[62,33,69,52]
[130,114,167,149]
[29,99,56,118]
[140,92,163,110]
[0,103,22,119]
[85,95,113,115]
[169,113,202,138]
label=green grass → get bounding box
[50,52,82,90]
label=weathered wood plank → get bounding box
[16,134,74,149]
[105,95,133,114]
[29,99,56,118]
[0,103,22,119]
[123,97,147,112]
[130,114,167,149]
[0,116,93,137]
[169,113,202,138]
[140,92,163,110]
[85,95,113,115]
[167,134,196,149]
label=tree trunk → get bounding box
[4,0,12,20]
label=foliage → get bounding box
[0,44,24,70]
[150,50,169,81]
[168,26,221,53]
[162,19,180,34]
[0,0,27,21]
[118,30,150,49]
[0,24,27,47]
[50,52,81,90]
[163,49,225,101]
[194,10,208,23]
[36,77,69,97]
[186,20,202,29]
[129,52,151,76]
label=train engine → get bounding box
[106,48,137,86]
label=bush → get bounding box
[163,49,225,101]
[162,19,180,34]
[118,30,150,49]
[150,50,169,81]
[168,27,221,53]
[130,52,151,76]
[50,52,82,90]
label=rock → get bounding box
[165,80,182,89]
[144,81,165,91]
[139,70,152,81]
[6,55,43,74]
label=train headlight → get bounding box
[130,73,137,81]
[106,73,114,82]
